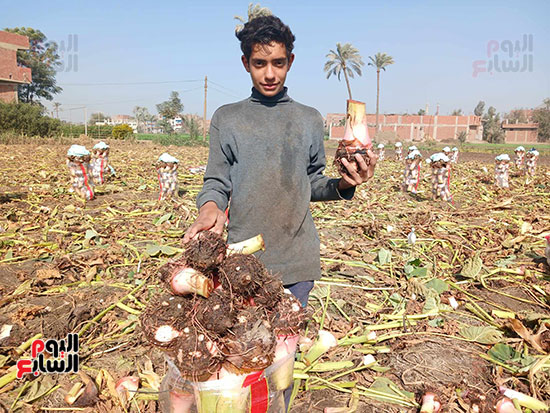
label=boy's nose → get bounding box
[265,64,275,79]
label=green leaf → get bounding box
[378,248,392,265]
[487,343,518,362]
[369,377,415,402]
[459,326,503,344]
[137,184,147,191]
[428,318,444,328]
[85,229,99,240]
[495,254,517,268]
[460,253,483,279]
[424,278,449,294]
[160,245,178,256]
[145,243,162,257]
[423,296,438,313]
[154,212,173,226]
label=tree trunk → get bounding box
[343,66,352,100]
[375,69,380,133]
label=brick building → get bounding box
[328,113,483,142]
[0,30,32,103]
[501,122,539,143]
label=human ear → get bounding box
[241,55,250,73]
[287,53,295,71]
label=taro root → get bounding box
[165,326,223,381]
[159,260,214,298]
[333,99,372,177]
[194,289,236,335]
[253,276,283,308]
[218,254,267,297]
[140,294,193,348]
[270,290,306,336]
[184,231,227,272]
[222,307,276,373]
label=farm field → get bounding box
[0,140,549,412]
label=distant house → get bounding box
[0,30,32,103]
[501,122,538,144]
[106,114,138,132]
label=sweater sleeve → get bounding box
[308,113,355,202]
[196,118,232,211]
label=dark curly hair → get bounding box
[236,15,295,61]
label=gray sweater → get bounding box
[196,87,355,285]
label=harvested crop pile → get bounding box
[140,232,305,381]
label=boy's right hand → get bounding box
[183,201,226,243]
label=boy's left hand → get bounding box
[338,150,378,190]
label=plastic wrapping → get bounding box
[66,146,95,201]
[159,350,295,413]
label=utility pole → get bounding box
[203,75,207,141]
[84,106,88,136]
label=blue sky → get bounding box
[3,0,550,122]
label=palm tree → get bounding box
[368,53,394,132]
[234,3,273,33]
[53,102,61,118]
[324,43,364,100]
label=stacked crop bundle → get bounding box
[140,232,306,411]
[156,153,179,201]
[91,141,113,184]
[66,145,95,201]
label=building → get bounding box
[502,122,538,143]
[106,114,138,132]
[0,30,32,103]
[328,113,483,142]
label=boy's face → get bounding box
[242,41,294,97]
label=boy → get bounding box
[183,15,377,307]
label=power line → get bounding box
[209,85,241,99]
[208,80,242,96]
[56,86,203,108]
[59,79,203,86]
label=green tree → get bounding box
[506,109,528,124]
[183,115,200,139]
[482,106,505,143]
[451,109,463,116]
[0,101,61,136]
[157,119,173,135]
[133,106,154,133]
[112,124,134,139]
[156,91,183,121]
[417,109,426,116]
[89,112,107,125]
[474,101,485,117]
[457,131,468,143]
[368,52,395,132]
[3,27,62,104]
[532,101,550,142]
[53,102,61,118]
[324,43,364,100]
[234,3,273,33]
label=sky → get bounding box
[3,0,550,122]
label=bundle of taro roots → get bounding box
[140,231,306,381]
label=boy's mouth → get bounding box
[261,83,279,91]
